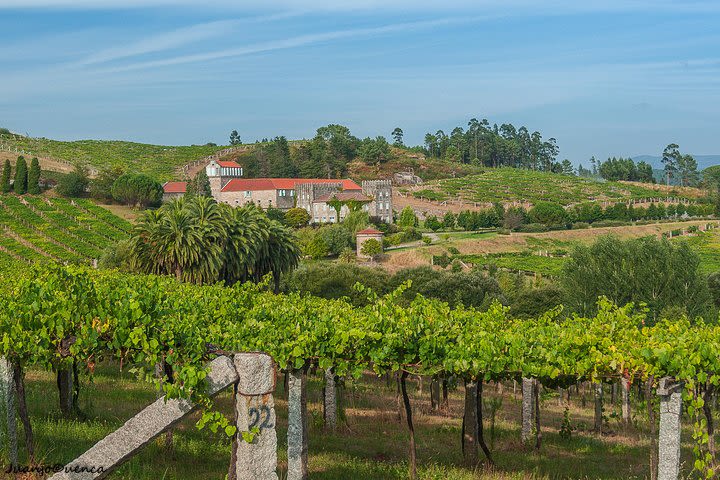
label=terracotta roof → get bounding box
[163,181,187,193]
[357,228,383,235]
[221,178,362,192]
[217,160,242,168]
[276,178,362,190]
[221,178,276,192]
[314,191,371,202]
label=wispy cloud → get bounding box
[2,0,720,13]
[73,12,299,66]
[94,16,492,73]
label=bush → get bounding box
[592,220,627,228]
[424,215,442,231]
[422,236,432,245]
[562,235,711,321]
[397,206,418,228]
[517,223,548,233]
[447,246,460,255]
[56,164,89,197]
[89,167,124,202]
[282,263,389,306]
[111,173,163,208]
[285,208,311,228]
[390,266,504,308]
[319,224,353,256]
[433,253,451,268]
[360,238,383,260]
[528,201,568,226]
[571,222,591,229]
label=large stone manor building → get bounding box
[163,159,393,223]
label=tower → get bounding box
[361,180,393,223]
[205,159,223,199]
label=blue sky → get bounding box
[1,1,719,165]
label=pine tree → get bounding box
[0,159,11,193]
[13,156,28,194]
[27,157,41,194]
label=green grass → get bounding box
[412,168,703,206]
[11,364,705,479]
[0,132,232,181]
[0,194,129,264]
[460,252,566,277]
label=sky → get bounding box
[1,0,720,164]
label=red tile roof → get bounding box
[221,178,276,192]
[217,160,242,168]
[357,228,383,235]
[221,178,361,192]
[163,181,187,193]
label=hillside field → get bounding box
[0,194,131,264]
[401,168,707,208]
[0,132,231,181]
[385,220,720,276]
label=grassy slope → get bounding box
[18,363,697,480]
[0,133,230,182]
[402,167,707,206]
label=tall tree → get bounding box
[662,143,680,186]
[1,159,10,193]
[229,130,242,146]
[677,153,698,187]
[391,127,404,147]
[13,156,27,194]
[27,157,41,194]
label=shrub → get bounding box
[282,263,389,306]
[592,220,627,228]
[319,224,353,256]
[422,235,432,245]
[447,246,460,255]
[397,206,418,228]
[90,167,124,202]
[571,222,591,229]
[528,201,567,226]
[433,253,451,268]
[285,207,311,228]
[517,223,548,233]
[56,164,89,197]
[360,238,383,260]
[111,173,163,208]
[424,215,442,231]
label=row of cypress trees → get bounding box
[1,156,41,195]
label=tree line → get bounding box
[1,156,42,195]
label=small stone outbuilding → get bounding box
[356,228,384,258]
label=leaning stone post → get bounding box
[323,367,337,432]
[657,377,683,480]
[0,357,17,466]
[521,378,533,444]
[287,367,308,480]
[231,353,278,480]
[50,356,239,480]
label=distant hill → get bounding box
[0,131,231,181]
[398,167,708,210]
[633,155,720,171]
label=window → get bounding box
[279,189,286,197]
[330,216,335,222]
[244,191,251,198]
[290,190,295,197]
[322,216,326,222]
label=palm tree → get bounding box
[128,198,300,288]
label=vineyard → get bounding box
[0,264,718,479]
[403,168,708,207]
[0,195,131,264]
[0,133,231,181]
